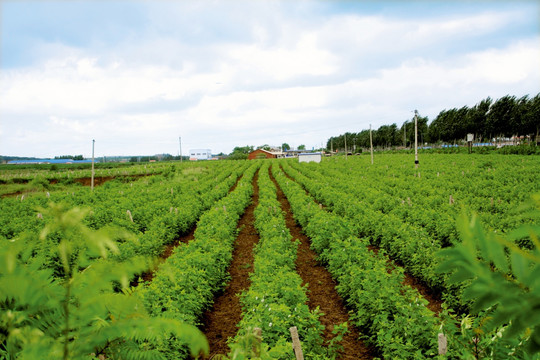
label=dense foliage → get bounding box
[228,163,332,359]
[328,93,540,150]
[2,155,539,359]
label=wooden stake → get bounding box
[252,327,262,357]
[290,326,304,360]
[438,333,447,355]
[126,210,134,222]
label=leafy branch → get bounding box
[438,194,540,357]
[0,203,208,359]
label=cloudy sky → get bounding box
[1,1,539,158]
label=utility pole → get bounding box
[91,139,95,191]
[404,122,406,148]
[344,134,348,160]
[179,136,182,163]
[370,124,374,165]
[414,110,419,168]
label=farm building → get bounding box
[248,149,284,160]
[298,152,322,163]
[189,149,212,161]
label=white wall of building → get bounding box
[189,149,212,160]
[298,153,322,163]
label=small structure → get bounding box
[248,149,283,160]
[283,149,303,158]
[298,152,322,163]
[189,149,212,161]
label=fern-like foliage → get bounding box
[0,203,208,360]
[438,194,540,357]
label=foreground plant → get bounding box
[438,194,540,358]
[0,203,208,359]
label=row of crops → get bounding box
[1,154,539,359]
[276,154,539,358]
[0,160,254,358]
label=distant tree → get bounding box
[55,155,83,160]
[298,144,306,150]
[228,145,254,160]
[256,144,271,151]
[522,94,540,140]
[357,130,370,148]
[281,143,290,151]
[487,95,517,139]
[468,97,492,142]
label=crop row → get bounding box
[231,162,327,358]
[271,164,445,359]
[280,160,463,310]
[297,155,540,247]
[135,162,259,358]
[0,161,165,183]
[0,161,248,269]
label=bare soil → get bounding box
[200,171,260,359]
[269,166,375,360]
[73,174,152,187]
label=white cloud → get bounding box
[1,2,538,157]
[227,32,338,82]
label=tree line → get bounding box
[327,93,540,151]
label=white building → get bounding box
[298,152,322,163]
[189,149,212,161]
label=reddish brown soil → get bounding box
[74,174,152,187]
[200,171,260,359]
[74,176,115,186]
[269,166,374,360]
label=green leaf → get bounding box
[510,251,529,284]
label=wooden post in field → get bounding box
[252,327,262,357]
[414,110,419,169]
[344,135,348,160]
[370,124,374,165]
[126,210,133,222]
[438,333,447,355]
[91,139,95,191]
[290,326,304,360]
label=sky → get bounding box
[1,0,539,158]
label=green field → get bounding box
[1,154,539,359]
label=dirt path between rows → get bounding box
[269,166,375,360]
[279,164,444,317]
[201,171,260,358]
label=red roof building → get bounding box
[248,149,281,160]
